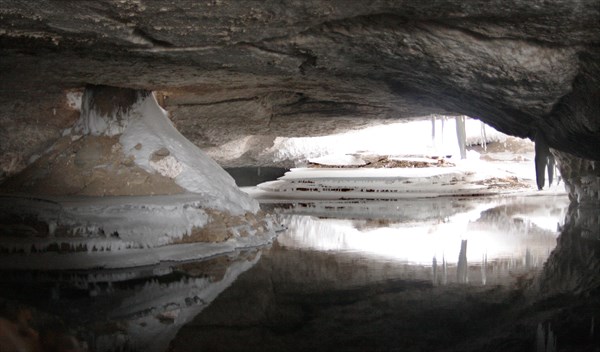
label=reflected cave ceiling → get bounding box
[1,0,599,166]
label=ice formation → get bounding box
[73,88,258,214]
[0,86,277,269]
[0,194,278,270]
[250,163,537,201]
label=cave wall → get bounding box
[553,149,600,204]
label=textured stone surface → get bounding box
[553,149,600,204]
[0,1,599,197]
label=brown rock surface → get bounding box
[0,135,185,196]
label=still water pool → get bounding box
[1,194,599,351]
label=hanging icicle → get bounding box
[441,116,446,155]
[535,130,552,190]
[480,121,487,152]
[455,116,467,159]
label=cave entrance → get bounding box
[245,116,562,201]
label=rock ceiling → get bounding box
[1,0,599,164]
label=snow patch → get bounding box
[149,155,183,178]
[309,154,366,166]
[269,117,508,165]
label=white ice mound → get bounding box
[76,89,258,215]
[308,154,367,166]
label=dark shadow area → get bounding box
[225,167,289,187]
[170,197,600,352]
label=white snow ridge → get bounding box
[117,91,258,214]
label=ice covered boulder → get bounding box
[0,85,274,269]
[75,84,258,214]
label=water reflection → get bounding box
[170,196,599,352]
[0,250,261,352]
[277,196,569,285]
[1,195,599,352]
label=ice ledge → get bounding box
[0,232,276,270]
[0,194,280,269]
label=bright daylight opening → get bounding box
[244,115,567,271]
[249,115,564,200]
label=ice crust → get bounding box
[117,93,258,214]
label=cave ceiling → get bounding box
[1,0,599,160]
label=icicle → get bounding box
[455,116,467,159]
[534,130,552,190]
[431,115,436,148]
[548,154,556,187]
[480,121,487,151]
[441,116,445,154]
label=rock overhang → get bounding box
[0,0,599,198]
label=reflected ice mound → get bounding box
[0,195,278,270]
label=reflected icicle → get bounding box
[537,323,546,352]
[546,324,557,352]
[525,249,532,269]
[536,323,557,352]
[442,255,448,285]
[432,256,438,285]
[481,253,487,285]
[457,240,468,283]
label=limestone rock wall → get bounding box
[0,1,599,199]
[554,149,600,204]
